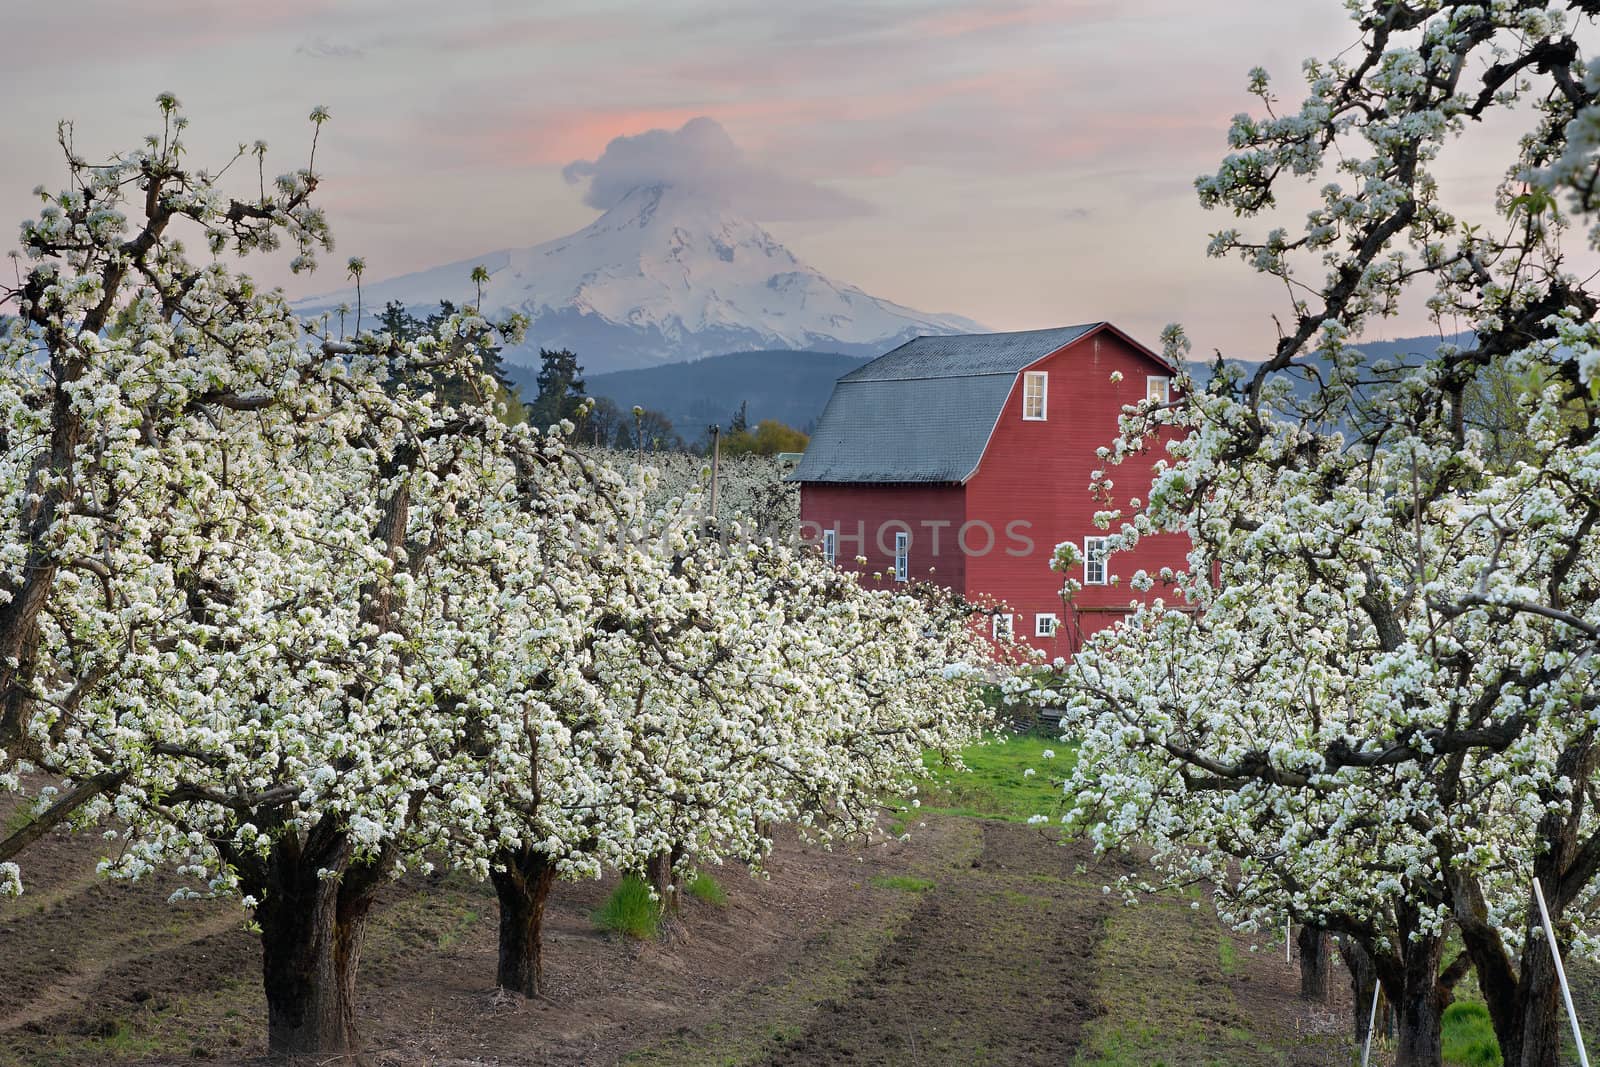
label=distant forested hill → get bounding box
[501,333,1468,444]
[507,350,868,436]
[1188,332,1470,400]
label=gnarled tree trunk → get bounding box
[1388,933,1448,1067]
[490,845,557,997]
[1297,924,1330,1001]
[1338,934,1380,1046]
[249,828,381,1061]
[1507,920,1563,1067]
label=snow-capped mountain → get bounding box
[299,183,985,373]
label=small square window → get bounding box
[992,613,1014,640]
[1035,613,1059,637]
[822,528,837,565]
[1084,536,1109,585]
[893,530,909,582]
[1022,371,1048,420]
[1146,376,1171,405]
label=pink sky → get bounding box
[0,1,1503,358]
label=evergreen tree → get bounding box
[376,299,420,341]
[528,348,587,428]
[375,298,524,423]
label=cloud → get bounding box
[561,117,871,221]
[295,36,364,59]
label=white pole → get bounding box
[1360,981,1380,1067]
[1286,917,1292,965]
[1533,877,1591,1067]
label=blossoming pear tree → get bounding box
[1016,3,1600,1064]
[0,95,339,884]
[432,442,991,996]
[1,99,997,1061]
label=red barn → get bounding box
[788,322,1190,656]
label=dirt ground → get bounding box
[1,813,1354,1066]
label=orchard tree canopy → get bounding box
[1018,3,1600,1065]
[0,99,994,1060]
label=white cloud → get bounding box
[561,117,872,221]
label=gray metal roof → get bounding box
[789,324,1104,485]
[838,324,1101,383]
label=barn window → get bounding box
[992,613,1014,640]
[1084,536,1109,585]
[1035,613,1058,637]
[893,531,909,582]
[1146,376,1171,404]
[822,528,837,565]
[1022,371,1048,420]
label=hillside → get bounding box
[511,331,1468,443]
[508,349,867,436]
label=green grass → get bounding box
[1072,894,1347,1066]
[686,870,728,906]
[869,875,935,893]
[1217,935,1241,976]
[435,906,481,950]
[918,732,1078,823]
[1442,1002,1501,1067]
[594,874,663,938]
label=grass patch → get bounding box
[435,906,480,951]
[1217,935,1241,976]
[594,874,662,939]
[870,875,935,893]
[918,732,1078,823]
[1072,895,1347,1066]
[1442,1002,1501,1067]
[686,870,728,906]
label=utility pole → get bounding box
[707,423,721,521]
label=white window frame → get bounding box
[1035,613,1059,638]
[992,612,1014,640]
[893,530,909,582]
[1084,536,1109,586]
[822,528,837,565]
[1022,371,1048,421]
[1146,375,1171,405]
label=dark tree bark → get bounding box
[490,845,557,997]
[1509,921,1564,1067]
[1338,934,1380,1046]
[1297,924,1330,1001]
[646,845,685,916]
[245,826,383,1061]
[1387,934,1449,1067]
[1456,884,1565,1067]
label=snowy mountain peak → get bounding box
[300,183,985,373]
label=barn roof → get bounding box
[838,324,1099,383]
[790,323,1114,485]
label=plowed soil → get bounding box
[1,812,1350,1066]
[763,821,1113,1066]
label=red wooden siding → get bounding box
[799,484,967,592]
[963,326,1191,655]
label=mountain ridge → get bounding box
[299,183,984,374]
